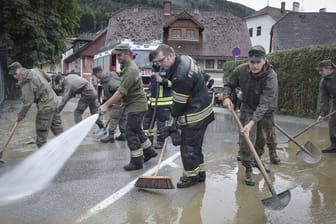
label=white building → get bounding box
[245,2,294,53]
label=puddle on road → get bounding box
[1,103,336,223]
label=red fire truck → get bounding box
[93,39,161,91]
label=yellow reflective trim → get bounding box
[159,85,163,97]
[199,163,205,172]
[131,148,143,158]
[172,90,189,104]
[183,167,200,177]
[141,138,152,149]
[178,104,213,126]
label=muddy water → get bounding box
[86,110,336,224]
[1,101,336,223]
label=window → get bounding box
[186,29,196,40]
[249,28,253,37]
[257,26,261,36]
[172,29,181,39]
[205,59,215,69]
[217,60,225,69]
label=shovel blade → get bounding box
[296,141,321,164]
[262,190,291,210]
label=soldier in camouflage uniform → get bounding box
[8,62,64,148]
[92,66,127,143]
[100,43,157,171]
[223,45,279,186]
[55,73,105,135]
[317,59,336,153]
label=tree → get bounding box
[0,0,81,67]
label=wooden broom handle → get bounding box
[2,121,19,153]
[153,137,169,176]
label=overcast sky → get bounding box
[228,0,336,12]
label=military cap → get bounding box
[54,74,63,84]
[112,43,130,54]
[248,45,266,61]
[8,61,22,75]
[318,59,336,69]
[92,66,103,75]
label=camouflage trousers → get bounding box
[107,103,127,135]
[74,95,104,128]
[36,109,63,148]
[239,111,277,167]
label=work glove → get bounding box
[159,120,182,146]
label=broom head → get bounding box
[135,176,175,189]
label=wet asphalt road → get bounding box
[0,99,335,224]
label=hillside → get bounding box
[77,0,255,33]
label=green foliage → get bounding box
[222,45,336,117]
[0,0,81,67]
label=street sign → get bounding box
[232,47,240,57]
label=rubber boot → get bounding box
[100,134,115,143]
[198,171,206,182]
[177,176,199,188]
[254,161,271,173]
[244,167,255,186]
[322,145,336,153]
[269,148,280,164]
[143,147,158,162]
[115,133,126,141]
[123,156,143,171]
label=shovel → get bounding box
[274,123,321,164]
[0,121,20,164]
[289,110,336,142]
[230,109,291,210]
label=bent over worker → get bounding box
[8,62,64,147]
[100,43,157,171]
[55,73,105,136]
[153,44,215,188]
[92,66,127,143]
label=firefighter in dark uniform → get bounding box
[143,51,172,149]
[223,45,279,186]
[317,59,336,153]
[154,44,215,188]
[100,43,157,171]
[8,62,64,148]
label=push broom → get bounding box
[135,137,174,189]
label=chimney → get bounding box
[293,2,300,12]
[194,7,199,15]
[281,2,286,13]
[319,8,326,13]
[163,1,171,16]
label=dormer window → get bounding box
[186,29,196,40]
[172,29,182,39]
[165,10,203,42]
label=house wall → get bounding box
[246,14,276,53]
[82,56,93,82]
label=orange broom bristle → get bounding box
[135,176,175,189]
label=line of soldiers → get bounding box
[7,43,336,188]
